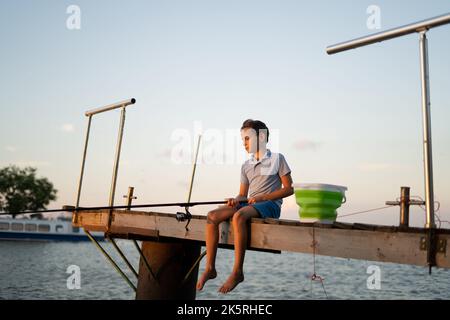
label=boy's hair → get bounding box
[241,119,269,142]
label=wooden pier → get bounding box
[72,209,450,299]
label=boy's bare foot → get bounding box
[218,272,244,294]
[196,269,217,291]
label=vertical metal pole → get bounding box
[105,109,135,280]
[125,187,135,208]
[75,115,92,207]
[187,135,202,203]
[400,187,410,228]
[419,31,435,229]
[109,107,127,207]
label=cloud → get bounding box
[61,123,75,132]
[5,146,17,153]
[293,139,321,151]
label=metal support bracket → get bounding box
[437,238,447,254]
[420,236,427,250]
[420,236,446,253]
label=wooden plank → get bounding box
[73,210,109,232]
[72,209,450,269]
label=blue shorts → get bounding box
[237,200,281,219]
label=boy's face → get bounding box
[240,128,266,154]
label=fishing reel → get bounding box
[176,207,192,222]
[176,207,192,232]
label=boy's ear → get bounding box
[259,130,268,142]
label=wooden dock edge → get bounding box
[72,209,450,268]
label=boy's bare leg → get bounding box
[218,206,259,294]
[196,205,237,291]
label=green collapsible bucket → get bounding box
[293,183,347,223]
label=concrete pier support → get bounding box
[136,240,201,300]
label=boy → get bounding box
[196,119,293,294]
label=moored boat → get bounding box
[0,216,104,241]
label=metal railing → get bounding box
[74,98,138,291]
[84,98,136,117]
[326,13,450,230]
[75,98,136,208]
[326,13,450,54]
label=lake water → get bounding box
[1,240,449,300]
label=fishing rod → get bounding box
[181,134,202,229]
[0,199,247,219]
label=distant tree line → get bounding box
[0,166,57,218]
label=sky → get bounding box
[0,0,449,227]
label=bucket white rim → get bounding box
[293,183,347,193]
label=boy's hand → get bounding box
[226,198,238,207]
[226,197,245,207]
[248,195,265,204]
